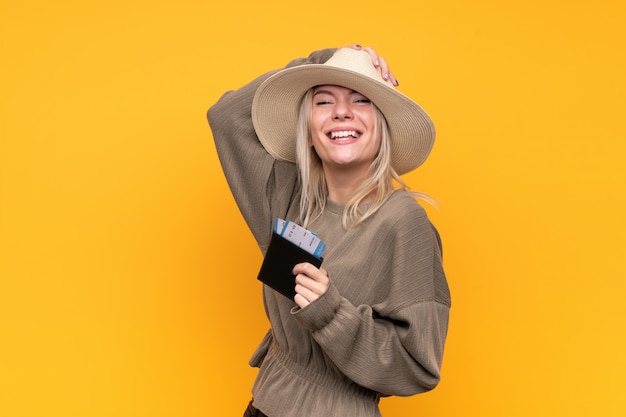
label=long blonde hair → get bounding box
[295,88,422,230]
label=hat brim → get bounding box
[252,64,435,175]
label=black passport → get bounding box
[257,232,324,300]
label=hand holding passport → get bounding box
[257,218,326,299]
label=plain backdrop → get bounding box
[1,0,625,415]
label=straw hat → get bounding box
[251,47,435,175]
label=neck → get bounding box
[324,165,371,205]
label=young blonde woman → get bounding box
[208,45,450,417]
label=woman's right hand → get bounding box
[344,44,399,86]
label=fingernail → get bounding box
[375,60,380,67]
[355,44,362,49]
[395,79,400,86]
[384,72,389,80]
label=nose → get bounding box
[333,100,353,120]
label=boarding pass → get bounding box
[274,218,326,259]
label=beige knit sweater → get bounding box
[207,48,450,417]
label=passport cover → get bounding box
[257,232,323,299]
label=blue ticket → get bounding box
[274,218,326,259]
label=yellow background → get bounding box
[1,0,625,415]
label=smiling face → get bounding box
[309,85,381,175]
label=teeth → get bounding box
[330,130,359,140]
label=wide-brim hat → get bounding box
[251,47,435,175]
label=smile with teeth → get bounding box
[329,130,361,140]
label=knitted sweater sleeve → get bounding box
[207,48,336,249]
[293,201,451,396]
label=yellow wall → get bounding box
[1,0,624,415]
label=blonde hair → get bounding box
[295,88,429,229]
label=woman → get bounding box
[208,45,450,417]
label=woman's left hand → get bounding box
[293,262,330,308]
